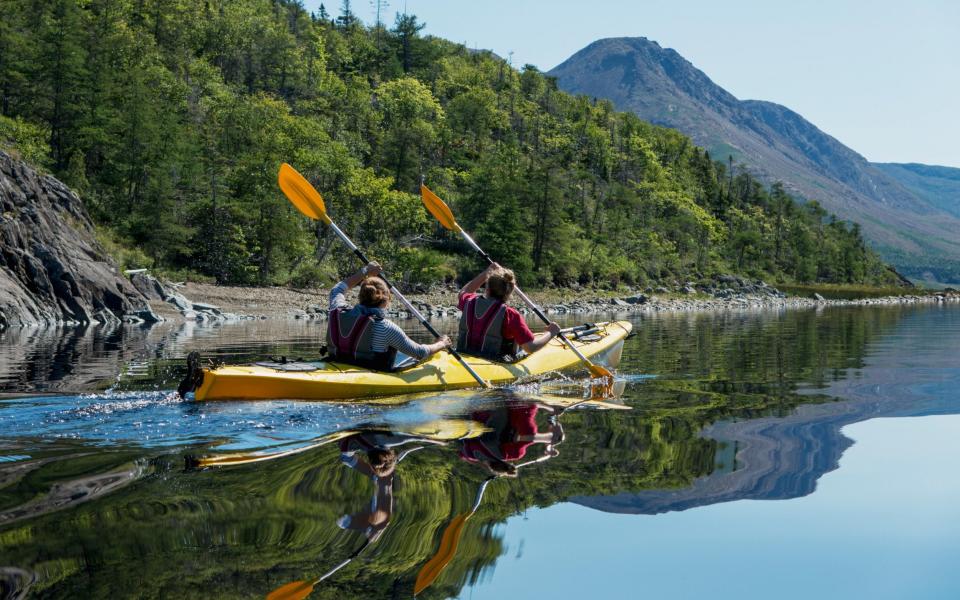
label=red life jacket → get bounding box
[459,406,539,462]
[326,307,396,371]
[456,295,518,359]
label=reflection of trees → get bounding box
[625,306,908,393]
[0,393,790,598]
[0,306,914,597]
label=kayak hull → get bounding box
[194,321,632,401]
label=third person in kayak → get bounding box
[328,262,451,371]
[457,263,561,361]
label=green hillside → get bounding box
[0,0,898,288]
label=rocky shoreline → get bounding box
[0,151,146,328]
[136,276,960,325]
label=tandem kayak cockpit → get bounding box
[178,321,632,402]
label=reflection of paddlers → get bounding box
[337,430,443,539]
[268,431,436,600]
[414,448,559,596]
[459,403,564,477]
[415,403,565,595]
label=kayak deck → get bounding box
[193,321,632,401]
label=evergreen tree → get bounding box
[392,12,425,73]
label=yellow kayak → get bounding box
[188,321,632,401]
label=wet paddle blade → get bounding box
[588,363,614,380]
[266,580,314,600]
[420,184,459,231]
[278,163,328,222]
[414,513,470,595]
[588,377,626,401]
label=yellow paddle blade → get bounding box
[414,512,471,595]
[266,579,314,600]
[420,184,459,231]
[587,377,626,401]
[588,363,614,380]
[278,163,330,223]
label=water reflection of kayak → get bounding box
[185,321,632,401]
[189,418,491,469]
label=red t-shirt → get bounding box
[459,405,540,462]
[458,292,535,346]
[499,404,539,460]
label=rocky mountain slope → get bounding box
[549,37,960,282]
[0,151,146,328]
[873,162,960,219]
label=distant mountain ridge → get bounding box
[549,37,960,282]
[873,162,960,219]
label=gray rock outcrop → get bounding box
[0,151,146,328]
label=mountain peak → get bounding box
[549,38,960,281]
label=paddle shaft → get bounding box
[454,227,604,372]
[323,219,489,388]
[317,538,372,583]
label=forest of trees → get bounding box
[0,0,899,288]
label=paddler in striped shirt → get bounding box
[327,261,451,371]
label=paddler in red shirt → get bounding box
[459,402,565,477]
[456,263,561,361]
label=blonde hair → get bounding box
[486,267,515,301]
[358,277,391,308]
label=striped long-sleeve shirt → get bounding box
[329,282,430,360]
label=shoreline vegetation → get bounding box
[1,0,908,303]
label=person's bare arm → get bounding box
[344,261,382,290]
[520,322,561,354]
[459,262,499,296]
[423,336,452,356]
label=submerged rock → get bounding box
[123,307,163,324]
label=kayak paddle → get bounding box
[267,538,372,600]
[420,184,614,380]
[278,164,490,389]
[413,453,556,595]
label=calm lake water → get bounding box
[1,304,958,599]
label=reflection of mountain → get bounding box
[574,307,960,514]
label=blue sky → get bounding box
[306,1,960,168]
